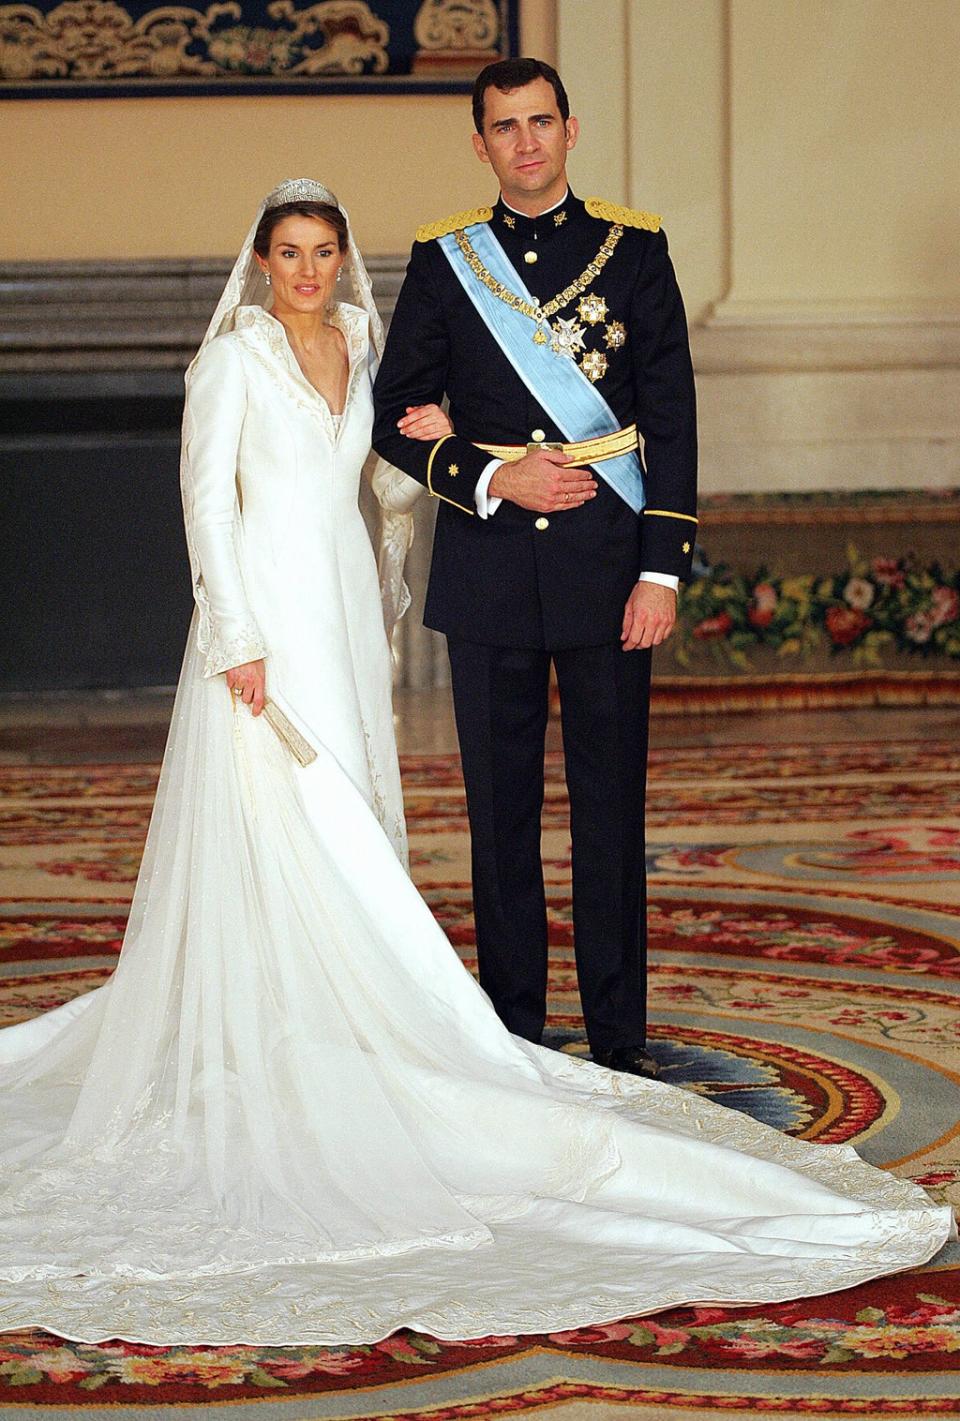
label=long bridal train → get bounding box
[0,630,952,1345]
[0,173,952,1345]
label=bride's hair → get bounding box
[253,201,349,257]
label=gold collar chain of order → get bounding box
[453,224,624,346]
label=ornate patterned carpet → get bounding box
[1,737,959,1417]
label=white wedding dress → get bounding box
[0,186,953,1348]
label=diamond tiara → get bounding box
[265,178,339,211]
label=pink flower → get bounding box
[375,1335,425,1360]
[748,581,778,628]
[685,1306,734,1324]
[931,585,960,627]
[548,1323,634,1344]
[267,1352,365,1377]
[905,610,935,643]
[872,557,906,588]
[642,1320,694,1349]
[451,1334,519,1348]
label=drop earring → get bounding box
[264,272,271,286]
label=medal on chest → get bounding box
[454,224,628,381]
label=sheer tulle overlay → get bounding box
[0,207,953,1345]
[0,639,952,1344]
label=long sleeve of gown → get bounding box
[181,338,268,678]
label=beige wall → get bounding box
[0,1,555,260]
[8,0,955,305]
[726,0,960,312]
[559,0,959,494]
[560,0,960,323]
[559,0,727,327]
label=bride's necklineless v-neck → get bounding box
[272,313,350,418]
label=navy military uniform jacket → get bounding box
[372,190,697,651]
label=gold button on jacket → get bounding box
[535,517,550,531]
[531,429,546,442]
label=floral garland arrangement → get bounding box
[674,548,960,669]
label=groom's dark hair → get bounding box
[472,57,569,133]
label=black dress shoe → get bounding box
[592,1045,660,1079]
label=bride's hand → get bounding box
[396,403,453,441]
[226,659,266,717]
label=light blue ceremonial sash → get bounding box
[438,223,645,514]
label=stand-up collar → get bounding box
[492,189,582,242]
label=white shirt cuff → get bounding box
[474,459,504,519]
[638,571,680,592]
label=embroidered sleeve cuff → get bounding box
[425,435,489,515]
[202,621,268,679]
[640,508,698,581]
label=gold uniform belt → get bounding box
[474,423,639,464]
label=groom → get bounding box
[373,57,697,1078]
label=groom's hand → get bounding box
[489,449,597,513]
[621,582,677,651]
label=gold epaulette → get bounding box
[585,197,661,232]
[416,206,494,242]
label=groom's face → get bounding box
[472,76,578,210]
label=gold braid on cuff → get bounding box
[426,434,475,515]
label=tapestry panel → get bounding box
[0,0,517,97]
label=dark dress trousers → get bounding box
[373,190,697,1052]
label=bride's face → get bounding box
[257,215,344,318]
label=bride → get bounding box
[0,179,952,1348]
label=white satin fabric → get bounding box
[0,307,953,1347]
